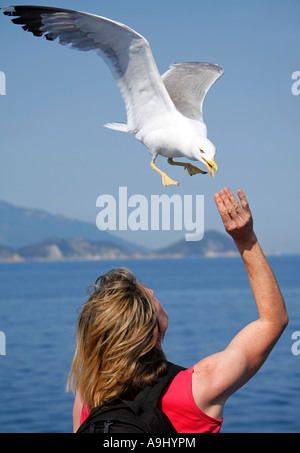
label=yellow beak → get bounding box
[203,158,218,177]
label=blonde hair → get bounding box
[67,267,167,409]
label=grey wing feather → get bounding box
[2,5,176,132]
[161,62,224,121]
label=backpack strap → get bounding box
[134,362,186,406]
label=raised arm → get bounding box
[192,188,288,419]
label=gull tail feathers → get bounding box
[104,122,128,132]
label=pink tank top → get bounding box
[158,366,222,433]
[80,366,223,433]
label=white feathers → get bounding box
[104,122,128,132]
[2,5,223,183]
[162,63,224,122]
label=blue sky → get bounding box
[0,0,299,252]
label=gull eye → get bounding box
[200,149,205,154]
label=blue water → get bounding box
[0,256,299,433]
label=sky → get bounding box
[0,0,299,253]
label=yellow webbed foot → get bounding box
[184,163,207,176]
[161,173,179,186]
[167,158,207,176]
[151,158,179,186]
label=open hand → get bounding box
[214,188,257,248]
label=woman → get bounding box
[68,188,288,433]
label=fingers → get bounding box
[214,192,231,227]
[214,190,236,235]
[214,188,256,247]
[214,192,227,215]
[214,188,240,218]
[215,188,250,218]
[237,189,250,212]
[222,189,242,217]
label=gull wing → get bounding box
[161,62,224,121]
[2,5,176,132]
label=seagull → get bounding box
[2,5,223,186]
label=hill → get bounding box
[0,199,143,251]
[15,237,136,261]
[0,200,237,262]
[155,230,237,257]
[0,231,237,262]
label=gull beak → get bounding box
[203,158,218,178]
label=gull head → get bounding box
[193,136,218,177]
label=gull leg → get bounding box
[167,158,207,176]
[150,159,179,186]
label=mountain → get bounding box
[0,200,238,262]
[0,231,237,262]
[155,230,238,257]
[17,238,136,261]
[0,245,23,262]
[0,199,143,251]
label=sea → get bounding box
[0,255,299,433]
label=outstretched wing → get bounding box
[2,5,176,132]
[161,62,224,121]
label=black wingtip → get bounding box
[2,5,78,40]
[2,9,14,17]
[2,5,77,16]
